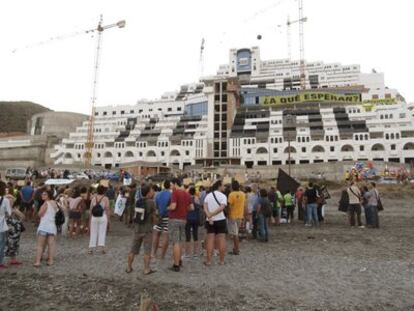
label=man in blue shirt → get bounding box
[20,181,34,220]
[151,180,171,259]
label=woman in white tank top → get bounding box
[33,190,58,267]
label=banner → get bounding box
[261,92,361,106]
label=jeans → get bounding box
[258,214,268,241]
[348,204,362,226]
[0,231,6,264]
[252,211,258,239]
[366,205,379,228]
[306,203,319,226]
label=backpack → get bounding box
[55,202,65,227]
[134,198,148,224]
[260,198,272,217]
[91,197,104,217]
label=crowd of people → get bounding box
[0,175,382,273]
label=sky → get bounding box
[0,0,413,115]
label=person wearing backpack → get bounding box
[126,183,157,275]
[0,181,13,269]
[33,190,58,267]
[88,185,110,254]
[256,188,271,242]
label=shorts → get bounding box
[38,230,55,237]
[153,217,169,233]
[272,207,280,218]
[205,219,227,235]
[227,219,241,236]
[69,211,82,220]
[130,231,152,255]
[20,201,33,211]
[168,219,186,243]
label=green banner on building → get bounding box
[261,92,361,106]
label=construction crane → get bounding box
[84,16,126,167]
[199,38,205,78]
[284,0,307,90]
[11,16,125,167]
[298,0,306,90]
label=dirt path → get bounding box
[1,191,414,310]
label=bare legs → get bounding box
[34,235,54,266]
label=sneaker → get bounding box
[193,254,199,259]
[183,255,192,260]
[168,265,180,272]
[305,224,312,227]
[358,225,365,228]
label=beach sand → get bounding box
[1,187,414,310]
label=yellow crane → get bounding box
[84,16,126,167]
[12,15,126,168]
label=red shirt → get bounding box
[169,189,191,220]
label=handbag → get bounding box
[374,190,384,212]
[212,191,227,217]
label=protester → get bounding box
[244,186,253,235]
[185,186,201,258]
[304,182,319,227]
[295,187,305,222]
[167,178,193,272]
[272,186,284,225]
[248,184,259,238]
[126,184,137,228]
[346,181,364,228]
[203,180,227,266]
[33,190,58,267]
[0,181,12,269]
[88,185,110,254]
[20,181,34,221]
[56,188,70,237]
[284,191,294,224]
[227,180,245,255]
[363,182,380,228]
[126,183,157,275]
[5,204,25,266]
[106,184,116,212]
[256,188,271,242]
[151,180,171,259]
[68,188,83,238]
[114,187,127,219]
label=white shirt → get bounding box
[204,191,227,222]
[38,201,57,235]
[0,196,12,233]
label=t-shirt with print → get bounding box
[0,196,12,232]
[169,189,191,220]
[228,191,245,220]
[204,191,227,222]
[135,199,156,234]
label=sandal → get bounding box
[203,261,211,267]
[10,261,23,265]
[125,268,134,274]
[143,269,156,275]
[33,263,41,268]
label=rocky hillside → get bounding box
[0,101,51,134]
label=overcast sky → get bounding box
[1,0,413,115]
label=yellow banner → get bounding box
[261,92,361,105]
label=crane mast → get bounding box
[84,16,126,167]
[85,16,104,167]
[298,0,306,90]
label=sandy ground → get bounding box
[1,188,414,311]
